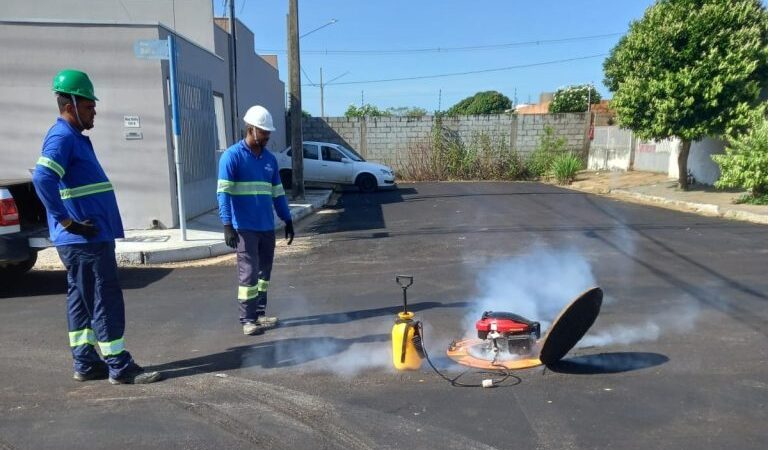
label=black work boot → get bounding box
[109,363,163,385]
[73,361,109,382]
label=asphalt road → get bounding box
[1,182,767,449]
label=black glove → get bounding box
[64,219,99,238]
[224,224,239,248]
[284,221,294,245]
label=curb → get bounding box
[115,190,332,265]
[117,242,234,265]
[610,189,721,215]
[610,189,768,224]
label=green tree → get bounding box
[386,106,428,117]
[712,107,768,199]
[603,0,768,189]
[446,91,512,116]
[548,85,601,113]
[344,104,391,118]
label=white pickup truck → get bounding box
[0,179,50,278]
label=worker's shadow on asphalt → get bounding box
[149,334,391,380]
[0,267,174,298]
[546,352,669,374]
[277,300,471,328]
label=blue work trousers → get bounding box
[236,230,276,323]
[57,242,133,378]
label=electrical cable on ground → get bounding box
[416,321,521,388]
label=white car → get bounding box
[276,141,396,192]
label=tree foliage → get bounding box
[603,0,768,188]
[386,106,428,117]
[446,91,512,116]
[712,107,768,197]
[548,85,601,113]
[344,104,391,117]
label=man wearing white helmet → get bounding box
[217,105,295,335]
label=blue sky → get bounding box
[210,1,698,116]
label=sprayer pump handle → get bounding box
[396,275,414,289]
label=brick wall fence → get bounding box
[295,113,590,171]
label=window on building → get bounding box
[213,93,227,150]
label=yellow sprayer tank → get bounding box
[392,311,422,370]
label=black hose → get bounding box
[416,321,520,388]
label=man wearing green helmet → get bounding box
[32,69,162,385]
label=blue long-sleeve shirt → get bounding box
[217,140,291,231]
[31,118,124,245]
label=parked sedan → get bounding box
[275,141,396,192]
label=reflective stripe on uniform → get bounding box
[97,337,125,356]
[272,184,285,197]
[217,180,272,196]
[59,181,113,200]
[238,285,259,302]
[68,328,96,347]
[238,279,269,302]
[37,157,65,178]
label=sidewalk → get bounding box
[35,189,333,268]
[565,171,768,225]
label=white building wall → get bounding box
[1,8,287,228]
[0,22,174,229]
[2,0,216,53]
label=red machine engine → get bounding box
[475,311,541,356]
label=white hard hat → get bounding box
[243,105,276,131]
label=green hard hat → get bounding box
[52,69,98,101]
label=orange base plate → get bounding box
[446,338,542,370]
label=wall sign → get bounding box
[124,115,141,128]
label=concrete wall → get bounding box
[664,137,723,185]
[2,0,216,53]
[0,22,175,229]
[301,113,589,169]
[584,125,724,185]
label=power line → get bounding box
[258,32,622,55]
[305,53,607,87]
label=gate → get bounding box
[177,72,218,219]
[587,126,633,170]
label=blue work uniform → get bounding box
[32,118,134,378]
[217,140,291,323]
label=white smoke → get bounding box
[578,303,700,348]
[464,244,598,337]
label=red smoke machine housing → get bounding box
[475,311,541,357]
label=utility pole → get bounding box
[438,89,442,112]
[288,0,304,199]
[318,69,348,118]
[228,0,239,141]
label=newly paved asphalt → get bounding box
[1,182,766,449]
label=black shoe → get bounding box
[109,363,163,385]
[73,361,109,382]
